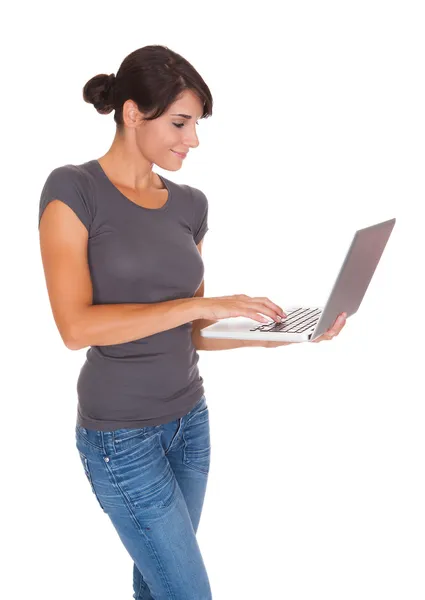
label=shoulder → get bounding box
[180,183,208,214]
[183,183,208,202]
[41,162,93,196]
[39,162,95,231]
[51,160,94,182]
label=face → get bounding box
[126,89,204,171]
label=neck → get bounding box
[98,131,156,192]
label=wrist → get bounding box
[192,297,207,320]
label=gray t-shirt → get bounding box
[38,159,208,431]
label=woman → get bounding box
[38,44,346,600]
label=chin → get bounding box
[157,160,182,172]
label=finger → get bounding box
[335,319,347,333]
[264,297,287,317]
[330,316,346,333]
[250,301,285,322]
[333,315,345,328]
[323,330,337,340]
[253,297,287,318]
[314,314,347,342]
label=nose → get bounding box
[184,128,200,149]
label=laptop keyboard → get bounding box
[249,307,322,334]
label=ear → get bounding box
[123,100,144,128]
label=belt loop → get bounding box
[99,430,113,455]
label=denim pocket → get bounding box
[112,425,161,454]
[77,450,106,512]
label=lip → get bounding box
[171,150,187,159]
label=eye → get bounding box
[173,121,200,128]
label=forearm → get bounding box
[68,298,202,350]
[195,336,263,351]
[197,338,293,350]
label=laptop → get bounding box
[200,218,396,344]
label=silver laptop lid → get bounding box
[310,218,396,341]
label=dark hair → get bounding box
[82,45,213,130]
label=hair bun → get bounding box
[104,73,116,94]
[83,72,117,115]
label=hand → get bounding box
[198,294,286,324]
[311,312,347,343]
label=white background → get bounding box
[2,1,424,598]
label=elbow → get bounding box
[64,332,81,351]
[65,337,81,351]
[63,321,82,351]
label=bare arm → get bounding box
[71,298,202,350]
[197,333,265,351]
[39,200,203,351]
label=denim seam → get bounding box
[164,418,182,455]
[181,430,211,475]
[181,460,210,476]
[78,451,107,511]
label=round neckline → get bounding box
[92,159,172,212]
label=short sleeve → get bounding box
[38,165,94,232]
[190,186,209,245]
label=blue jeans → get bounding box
[75,393,212,600]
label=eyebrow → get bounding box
[170,113,200,120]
